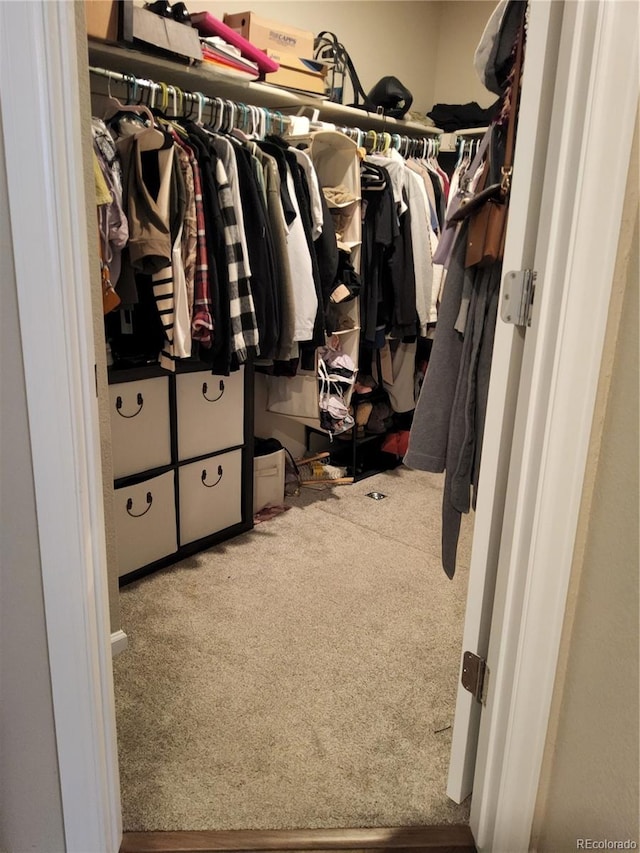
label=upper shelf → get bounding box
[87,41,442,137]
[438,127,489,152]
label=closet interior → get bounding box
[93,51,448,585]
[87,0,509,834]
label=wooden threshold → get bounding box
[120,825,476,853]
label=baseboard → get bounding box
[111,629,128,657]
[120,825,476,852]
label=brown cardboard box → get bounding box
[265,64,326,96]
[223,11,315,60]
[85,0,119,42]
[265,49,327,77]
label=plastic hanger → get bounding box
[239,103,249,132]
[365,130,377,153]
[193,91,206,126]
[250,105,261,138]
[104,73,165,151]
[168,85,183,118]
[273,111,287,136]
[103,73,146,125]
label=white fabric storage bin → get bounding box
[109,377,171,479]
[114,471,177,577]
[266,374,320,419]
[310,131,362,273]
[253,449,285,513]
[178,449,242,545]
[176,368,244,461]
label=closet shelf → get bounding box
[439,127,489,152]
[88,41,442,137]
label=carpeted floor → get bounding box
[113,466,473,832]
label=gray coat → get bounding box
[404,223,502,577]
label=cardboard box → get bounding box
[126,5,203,62]
[264,49,326,95]
[265,64,326,95]
[85,0,119,41]
[265,49,326,76]
[223,11,315,60]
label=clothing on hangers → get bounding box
[94,67,445,407]
[405,6,527,578]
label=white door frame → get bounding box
[1,2,636,852]
[447,0,566,803]
[0,3,121,852]
[470,1,638,849]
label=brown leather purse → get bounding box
[465,7,525,269]
[465,183,509,268]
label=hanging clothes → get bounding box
[92,118,128,289]
[404,3,526,577]
[232,142,280,360]
[97,87,445,410]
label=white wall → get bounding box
[194,1,496,112]
[0,108,66,853]
[432,1,497,109]
[532,115,639,851]
[193,1,443,113]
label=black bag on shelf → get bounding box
[314,31,412,118]
[366,76,413,120]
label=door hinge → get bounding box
[461,651,489,704]
[501,269,537,327]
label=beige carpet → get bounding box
[114,466,473,832]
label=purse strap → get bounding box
[501,3,527,194]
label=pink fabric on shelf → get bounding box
[190,13,280,74]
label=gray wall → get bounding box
[532,114,639,850]
[0,107,66,853]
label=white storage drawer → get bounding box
[176,368,244,461]
[114,471,177,578]
[109,377,171,479]
[178,450,243,546]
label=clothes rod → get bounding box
[89,65,292,136]
[89,65,442,152]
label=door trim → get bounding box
[2,2,637,853]
[120,825,475,852]
[469,2,639,850]
[446,0,565,803]
[0,2,122,851]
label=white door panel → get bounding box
[447,0,565,803]
[470,1,639,848]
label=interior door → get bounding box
[446,0,566,803]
